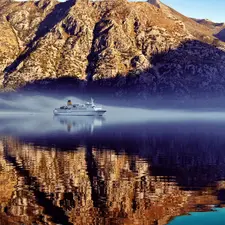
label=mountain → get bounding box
[0,0,225,97]
[193,18,225,42]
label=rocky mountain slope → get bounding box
[0,0,225,96]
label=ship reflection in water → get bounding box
[1,115,225,224]
[54,116,104,133]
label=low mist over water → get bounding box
[1,93,225,122]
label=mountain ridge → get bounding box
[192,18,225,42]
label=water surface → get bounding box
[1,109,225,224]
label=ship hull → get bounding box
[53,110,106,116]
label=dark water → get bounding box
[1,110,225,224]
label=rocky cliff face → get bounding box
[0,0,225,96]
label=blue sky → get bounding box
[161,0,224,22]
[130,0,224,22]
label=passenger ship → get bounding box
[53,99,106,116]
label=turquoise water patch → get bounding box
[168,208,225,225]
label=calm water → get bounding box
[1,110,225,224]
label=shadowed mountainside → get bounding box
[216,28,225,42]
[21,39,225,98]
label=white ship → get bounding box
[53,99,106,116]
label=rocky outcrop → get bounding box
[0,0,225,96]
[148,0,160,8]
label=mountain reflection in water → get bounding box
[1,114,225,224]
